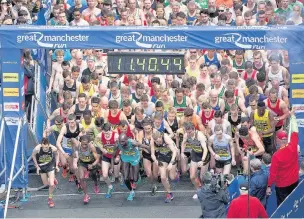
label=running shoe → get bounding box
[94,185,100,194]
[83,194,90,204]
[151,185,157,196]
[105,186,114,198]
[131,182,137,190]
[127,190,135,201]
[69,174,75,182]
[84,171,89,179]
[192,194,198,199]
[54,178,58,186]
[165,193,174,203]
[48,198,55,208]
[62,168,68,178]
[136,175,142,185]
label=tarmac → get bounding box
[7,173,202,218]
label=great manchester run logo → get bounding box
[214,33,288,49]
[16,32,90,48]
[115,32,188,49]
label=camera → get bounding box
[210,173,228,193]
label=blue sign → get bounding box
[0,26,302,50]
[271,180,304,218]
[1,49,28,189]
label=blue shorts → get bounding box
[63,147,73,156]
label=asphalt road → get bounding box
[7,173,202,218]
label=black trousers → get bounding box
[25,94,33,121]
[275,180,299,207]
[262,135,274,154]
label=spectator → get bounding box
[275,0,292,18]
[70,8,89,26]
[257,10,267,26]
[194,9,215,26]
[23,49,35,122]
[261,153,272,176]
[267,111,299,207]
[287,5,302,24]
[249,159,268,207]
[227,183,268,218]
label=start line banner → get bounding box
[0,26,303,50]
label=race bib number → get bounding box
[124,151,136,156]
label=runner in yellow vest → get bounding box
[251,101,276,155]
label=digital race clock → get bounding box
[107,52,185,74]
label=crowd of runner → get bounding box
[31,46,304,209]
[1,0,304,26]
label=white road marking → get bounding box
[29,190,197,198]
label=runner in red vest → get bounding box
[117,120,135,139]
[264,88,289,131]
[241,61,258,81]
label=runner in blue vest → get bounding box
[114,133,150,201]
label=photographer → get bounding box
[197,172,229,218]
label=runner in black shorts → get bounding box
[97,123,119,198]
[208,124,236,175]
[151,131,179,203]
[73,135,100,204]
[32,138,59,208]
[182,122,209,199]
[137,117,158,195]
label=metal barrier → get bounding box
[3,118,22,219]
[0,119,6,181]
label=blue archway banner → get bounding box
[0,26,302,50]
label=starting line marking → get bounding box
[29,190,197,198]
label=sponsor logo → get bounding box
[3,73,19,82]
[292,89,304,98]
[3,88,19,96]
[115,32,188,49]
[4,102,19,112]
[292,74,304,83]
[5,117,19,126]
[16,32,90,48]
[293,104,304,113]
[214,33,287,49]
[297,119,304,128]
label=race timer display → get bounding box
[107,52,185,74]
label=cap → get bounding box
[257,101,265,107]
[240,183,249,191]
[277,130,288,140]
[102,0,112,4]
[1,0,8,3]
